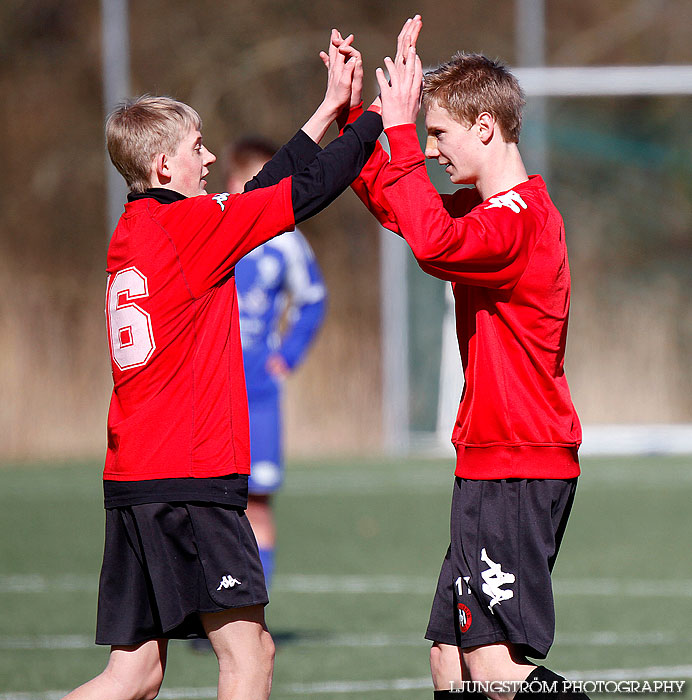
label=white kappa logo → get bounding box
[213,193,230,211]
[217,574,242,591]
[484,190,527,213]
[480,548,515,612]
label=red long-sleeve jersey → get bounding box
[104,183,294,481]
[103,111,382,490]
[353,123,581,480]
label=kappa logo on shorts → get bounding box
[216,574,242,591]
[479,548,515,613]
[457,603,473,634]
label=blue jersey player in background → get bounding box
[226,137,327,588]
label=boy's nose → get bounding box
[424,134,439,158]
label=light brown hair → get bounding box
[423,52,525,143]
[105,95,202,193]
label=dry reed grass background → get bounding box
[1,0,690,462]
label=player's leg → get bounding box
[201,604,275,700]
[458,642,534,700]
[430,641,462,690]
[246,392,283,587]
[426,540,479,698]
[72,506,172,698]
[430,640,587,700]
[452,479,588,700]
[246,493,276,584]
[61,639,168,700]
[428,604,492,699]
[462,642,591,699]
[191,500,270,658]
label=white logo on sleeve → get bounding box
[480,548,515,612]
[213,193,230,211]
[217,574,242,591]
[484,190,527,213]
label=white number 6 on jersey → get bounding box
[106,267,156,370]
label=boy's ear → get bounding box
[152,153,170,185]
[476,112,495,144]
[155,153,168,178]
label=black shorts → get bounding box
[425,477,576,659]
[95,502,268,646]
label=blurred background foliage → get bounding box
[1,0,690,461]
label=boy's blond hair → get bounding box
[105,95,202,193]
[423,52,525,144]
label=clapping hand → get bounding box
[320,29,364,129]
[376,42,423,129]
[302,28,362,143]
[371,14,423,121]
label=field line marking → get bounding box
[3,573,692,597]
[0,635,94,650]
[0,629,689,651]
[0,574,95,593]
[1,666,691,699]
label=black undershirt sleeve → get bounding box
[244,130,322,192]
[290,110,383,224]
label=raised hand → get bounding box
[320,29,358,116]
[371,14,423,116]
[320,29,363,127]
[376,46,423,129]
[394,14,422,70]
[302,28,360,143]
